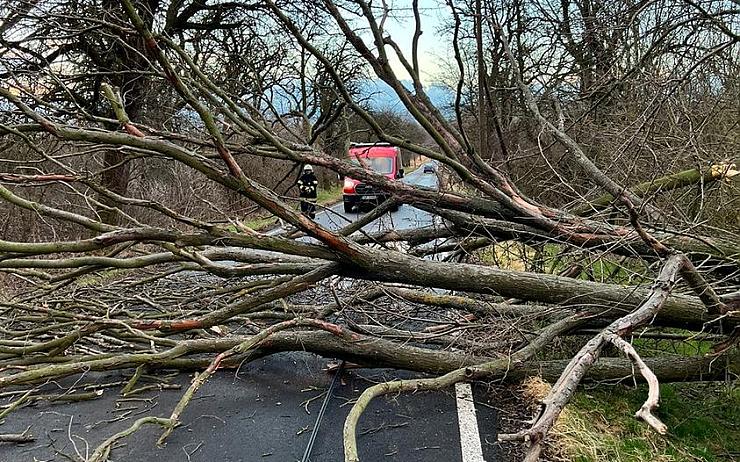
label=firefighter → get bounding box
[297,164,318,219]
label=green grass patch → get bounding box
[474,242,652,284]
[242,216,279,231]
[230,185,343,233]
[476,241,540,271]
[317,185,343,205]
[558,382,739,461]
[631,336,715,357]
[76,269,124,287]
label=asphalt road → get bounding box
[0,164,501,462]
[0,354,500,462]
[310,164,440,235]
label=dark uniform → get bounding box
[298,166,319,219]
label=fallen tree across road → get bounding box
[1,0,738,460]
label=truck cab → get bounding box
[342,143,404,213]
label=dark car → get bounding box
[423,163,436,174]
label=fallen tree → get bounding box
[0,0,738,460]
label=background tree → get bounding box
[0,0,738,460]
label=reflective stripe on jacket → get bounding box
[297,173,319,198]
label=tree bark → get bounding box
[572,164,740,216]
[340,250,737,331]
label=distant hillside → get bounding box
[360,79,453,117]
[176,78,454,124]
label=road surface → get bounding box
[311,163,440,234]
[0,163,502,462]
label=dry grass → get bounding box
[521,376,551,401]
[519,376,739,462]
[520,376,578,461]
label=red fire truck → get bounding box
[342,143,404,213]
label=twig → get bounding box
[608,336,667,434]
[89,417,172,462]
[0,428,34,443]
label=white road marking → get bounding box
[455,382,486,462]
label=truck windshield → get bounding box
[350,157,393,174]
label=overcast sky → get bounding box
[377,1,449,84]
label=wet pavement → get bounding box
[0,353,500,462]
[311,164,440,235]
[0,164,501,462]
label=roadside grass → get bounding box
[317,184,343,205]
[242,215,279,232]
[76,268,126,287]
[631,336,715,357]
[525,329,738,461]
[551,381,739,461]
[476,242,541,271]
[493,245,738,462]
[232,185,344,233]
[541,243,652,285]
[475,242,650,284]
